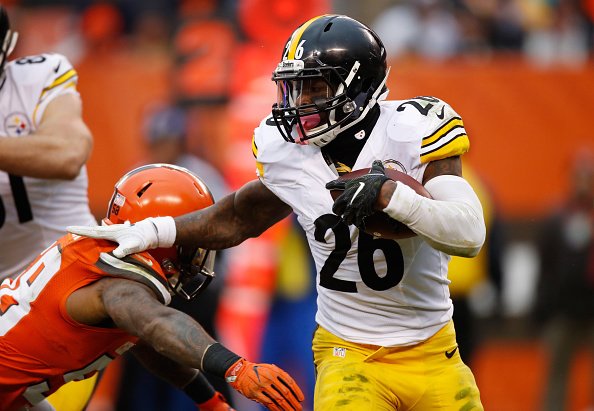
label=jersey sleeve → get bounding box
[252,117,300,185]
[419,99,469,164]
[252,131,264,178]
[94,252,172,305]
[252,116,317,191]
[31,53,79,126]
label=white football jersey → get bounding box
[253,97,471,346]
[0,53,96,280]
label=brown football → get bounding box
[329,168,432,240]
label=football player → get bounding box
[0,5,98,409]
[0,164,304,411]
[0,5,96,281]
[70,15,486,410]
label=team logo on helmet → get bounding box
[4,113,31,137]
[110,192,126,216]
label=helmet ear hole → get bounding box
[136,182,152,198]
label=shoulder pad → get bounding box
[416,97,469,163]
[96,252,171,305]
[8,53,77,88]
[252,119,296,169]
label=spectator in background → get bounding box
[487,0,525,52]
[113,104,233,411]
[372,0,462,60]
[534,149,594,411]
[524,0,590,67]
[141,104,229,202]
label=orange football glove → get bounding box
[225,358,304,411]
[196,391,235,411]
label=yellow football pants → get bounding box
[46,374,98,411]
[312,321,483,410]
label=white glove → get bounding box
[67,216,176,258]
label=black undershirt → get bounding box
[321,104,381,174]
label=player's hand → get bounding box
[196,391,236,411]
[67,216,176,258]
[325,160,390,228]
[225,358,304,411]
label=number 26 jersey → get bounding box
[253,98,470,347]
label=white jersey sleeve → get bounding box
[4,53,79,126]
[0,53,96,281]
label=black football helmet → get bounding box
[0,6,18,76]
[271,15,389,147]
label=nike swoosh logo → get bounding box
[436,105,445,119]
[445,346,458,359]
[253,365,261,382]
[350,182,365,205]
[54,62,61,73]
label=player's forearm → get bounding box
[115,303,218,371]
[175,180,291,249]
[0,130,91,179]
[132,335,227,407]
[381,176,486,257]
[104,280,217,371]
[140,309,219,371]
[174,192,252,250]
[132,342,200,388]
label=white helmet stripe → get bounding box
[335,66,391,135]
[2,30,17,56]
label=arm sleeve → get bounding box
[382,174,486,257]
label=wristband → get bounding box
[183,371,216,404]
[150,216,176,248]
[201,343,241,378]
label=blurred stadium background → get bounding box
[4,0,594,410]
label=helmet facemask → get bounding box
[160,245,216,301]
[272,59,389,147]
[272,59,357,146]
[0,7,18,76]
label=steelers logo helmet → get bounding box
[271,15,389,147]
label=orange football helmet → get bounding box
[106,163,216,300]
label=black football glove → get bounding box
[325,160,390,228]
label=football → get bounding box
[329,167,432,240]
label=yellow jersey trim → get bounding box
[43,69,78,93]
[256,160,264,178]
[421,117,464,147]
[420,134,470,164]
[251,134,258,158]
[33,81,77,128]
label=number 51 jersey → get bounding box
[253,98,470,347]
[0,53,97,280]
